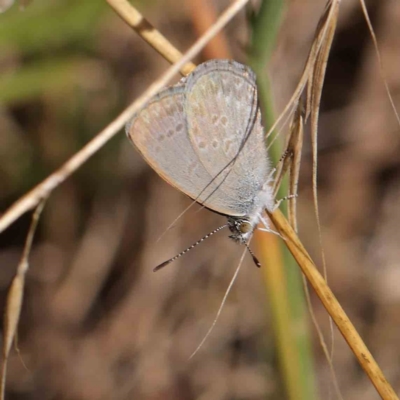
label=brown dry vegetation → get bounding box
[0,0,400,399]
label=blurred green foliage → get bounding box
[0,1,107,103]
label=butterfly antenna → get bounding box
[245,243,261,268]
[153,224,229,272]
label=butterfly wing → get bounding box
[184,60,273,216]
[126,84,241,210]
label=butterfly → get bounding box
[126,59,274,269]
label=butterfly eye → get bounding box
[239,221,252,234]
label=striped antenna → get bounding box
[245,244,261,268]
[153,224,228,272]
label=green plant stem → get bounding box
[248,1,316,400]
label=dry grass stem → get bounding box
[301,273,344,400]
[107,0,196,76]
[268,209,399,400]
[0,0,249,235]
[359,0,400,128]
[272,102,304,225]
[287,103,304,232]
[264,0,339,143]
[307,2,340,380]
[0,199,46,400]
[309,0,339,229]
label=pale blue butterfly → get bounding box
[126,59,274,269]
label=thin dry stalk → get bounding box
[107,0,196,76]
[287,106,303,232]
[273,101,343,399]
[268,209,398,400]
[359,0,400,128]
[272,103,304,203]
[307,2,339,364]
[264,0,339,143]
[301,273,344,400]
[307,2,340,381]
[309,0,339,234]
[272,100,343,399]
[0,199,46,400]
[0,0,249,235]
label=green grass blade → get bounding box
[248,1,316,399]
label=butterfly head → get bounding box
[227,216,257,244]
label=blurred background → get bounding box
[0,0,400,399]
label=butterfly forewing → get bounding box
[127,84,241,211]
[184,60,273,216]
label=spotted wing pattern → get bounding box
[184,60,272,216]
[126,60,273,217]
[127,84,240,211]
